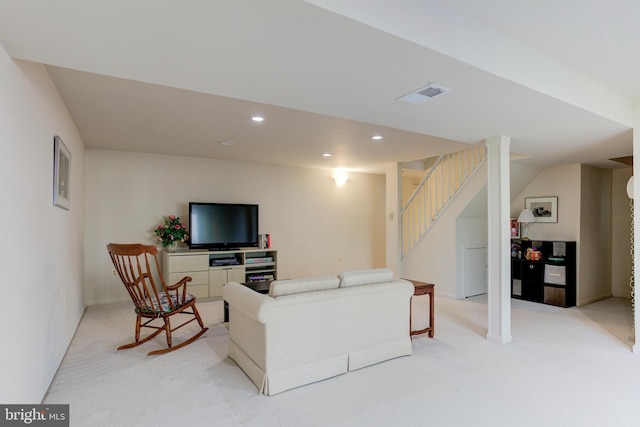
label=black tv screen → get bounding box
[189,202,259,250]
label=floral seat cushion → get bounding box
[138,292,195,316]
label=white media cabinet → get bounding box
[162,248,277,299]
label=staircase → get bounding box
[401,146,487,258]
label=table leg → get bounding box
[404,279,435,338]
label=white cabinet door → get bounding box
[209,267,246,297]
[209,269,227,298]
[228,267,245,283]
[463,247,487,297]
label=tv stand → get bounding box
[162,248,277,299]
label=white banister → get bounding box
[400,146,487,258]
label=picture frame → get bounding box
[53,135,71,210]
[525,196,557,223]
[510,218,520,238]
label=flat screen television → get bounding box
[188,202,259,250]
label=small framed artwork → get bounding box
[525,196,557,223]
[53,135,71,210]
[510,218,520,238]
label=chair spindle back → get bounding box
[107,243,174,313]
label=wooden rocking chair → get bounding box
[107,243,208,356]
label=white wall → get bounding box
[85,150,386,305]
[511,163,581,242]
[0,49,85,402]
[579,165,613,304]
[612,168,633,298]
[386,163,401,275]
[510,162,541,202]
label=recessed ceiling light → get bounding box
[251,115,264,122]
[220,140,234,146]
[371,135,383,141]
[322,152,333,157]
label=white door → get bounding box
[463,247,488,297]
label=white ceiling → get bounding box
[0,0,636,174]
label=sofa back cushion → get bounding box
[338,268,394,288]
[269,276,340,297]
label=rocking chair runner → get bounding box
[107,243,208,355]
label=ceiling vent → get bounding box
[397,83,451,105]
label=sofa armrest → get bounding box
[223,282,273,324]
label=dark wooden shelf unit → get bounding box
[510,239,576,308]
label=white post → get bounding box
[485,136,513,344]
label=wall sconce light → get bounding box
[518,208,536,240]
[334,170,348,187]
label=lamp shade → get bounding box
[518,208,536,223]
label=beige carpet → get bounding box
[44,294,640,426]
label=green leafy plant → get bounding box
[154,215,188,247]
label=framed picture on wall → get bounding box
[53,135,71,210]
[525,196,557,223]
[510,218,520,238]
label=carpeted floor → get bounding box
[43,294,640,426]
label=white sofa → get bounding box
[223,268,414,395]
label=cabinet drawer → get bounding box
[209,282,223,298]
[167,254,208,272]
[186,284,209,299]
[544,264,566,285]
[168,270,209,286]
[544,286,566,306]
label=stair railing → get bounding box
[401,146,486,258]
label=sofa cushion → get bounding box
[338,268,394,288]
[269,276,340,297]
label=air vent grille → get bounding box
[397,83,451,105]
[418,86,445,97]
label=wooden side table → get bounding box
[403,279,435,338]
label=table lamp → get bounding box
[518,208,536,240]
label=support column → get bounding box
[485,136,512,344]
